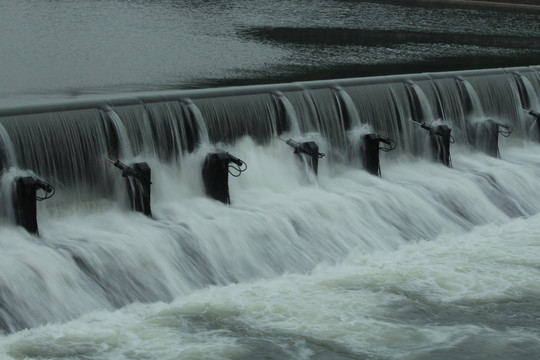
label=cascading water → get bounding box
[405,80,437,124]
[455,76,493,150]
[456,76,485,118]
[346,123,374,167]
[334,86,362,130]
[0,123,17,173]
[272,91,301,136]
[102,106,134,160]
[513,72,540,140]
[1,66,540,359]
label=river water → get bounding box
[0,0,539,99]
[0,1,539,359]
[1,144,540,359]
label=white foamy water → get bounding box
[0,140,539,359]
[1,205,539,359]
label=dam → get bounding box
[1,67,540,351]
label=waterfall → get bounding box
[405,80,437,124]
[0,67,536,208]
[512,72,540,140]
[455,77,492,150]
[456,76,485,119]
[181,98,210,145]
[102,106,134,160]
[346,123,374,167]
[272,91,301,136]
[334,86,362,130]
[0,123,17,173]
[1,66,540,334]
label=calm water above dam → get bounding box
[0,0,539,99]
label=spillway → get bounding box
[1,66,540,340]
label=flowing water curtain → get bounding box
[511,72,540,139]
[0,67,538,208]
[275,90,319,137]
[529,65,540,94]
[0,109,112,204]
[113,101,202,163]
[194,93,282,145]
[465,72,523,134]
[333,86,362,131]
[272,91,302,136]
[1,67,540,335]
[101,107,134,160]
[428,77,468,138]
[0,124,16,221]
[0,123,17,173]
[298,88,347,149]
[345,83,408,154]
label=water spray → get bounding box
[411,120,453,166]
[277,137,326,159]
[12,176,55,235]
[278,137,325,177]
[107,157,152,217]
[106,157,152,184]
[359,133,396,177]
[202,150,247,204]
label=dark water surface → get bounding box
[0,0,539,98]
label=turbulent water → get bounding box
[1,1,540,359]
[1,144,540,359]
